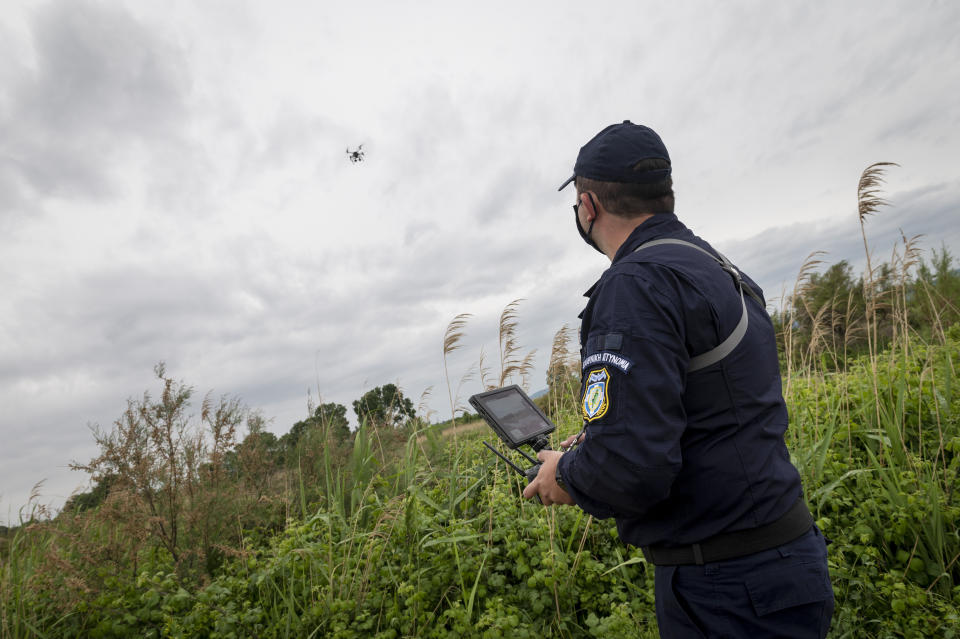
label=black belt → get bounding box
[641,498,814,566]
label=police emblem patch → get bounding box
[582,367,610,422]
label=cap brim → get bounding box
[557,174,576,191]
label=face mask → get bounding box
[575,194,603,254]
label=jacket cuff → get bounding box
[558,449,616,519]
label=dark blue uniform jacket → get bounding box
[557,213,803,548]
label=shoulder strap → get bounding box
[632,238,763,372]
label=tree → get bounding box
[776,259,873,369]
[71,363,249,579]
[913,244,960,335]
[352,384,416,428]
[62,473,116,513]
[282,402,350,451]
[231,417,281,501]
[801,260,863,345]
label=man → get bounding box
[522,121,834,638]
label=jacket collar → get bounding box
[610,213,685,264]
[582,213,685,299]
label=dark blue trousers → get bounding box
[654,526,834,638]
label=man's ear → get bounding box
[582,192,599,222]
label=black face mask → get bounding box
[574,193,603,254]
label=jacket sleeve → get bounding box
[558,271,690,519]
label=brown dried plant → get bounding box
[498,299,528,386]
[889,232,925,357]
[478,346,495,391]
[857,162,898,339]
[453,363,477,418]
[546,325,580,417]
[70,363,250,580]
[442,313,472,438]
[857,162,898,453]
[843,287,865,349]
[417,385,436,422]
[783,251,826,389]
[806,302,833,369]
[519,349,538,392]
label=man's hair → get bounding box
[576,158,675,217]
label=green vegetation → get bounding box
[2,163,960,637]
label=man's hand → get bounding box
[522,450,575,506]
[560,430,585,450]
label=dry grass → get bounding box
[432,419,487,440]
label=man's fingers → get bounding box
[560,432,585,449]
[522,478,538,500]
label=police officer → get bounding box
[523,122,834,638]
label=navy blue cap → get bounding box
[558,121,671,191]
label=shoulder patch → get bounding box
[582,351,634,374]
[582,367,611,422]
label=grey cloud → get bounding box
[0,158,34,215]
[2,270,235,388]
[471,166,544,227]
[362,222,564,311]
[876,109,938,145]
[472,187,505,226]
[390,82,466,175]
[0,227,333,389]
[261,112,334,169]
[24,3,187,135]
[233,107,346,184]
[403,220,439,246]
[0,0,190,213]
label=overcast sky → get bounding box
[2,0,958,523]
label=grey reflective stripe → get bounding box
[688,292,748,371]
[632,238,751,372]
[636,238,733,264]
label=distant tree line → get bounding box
[772,243,960,370]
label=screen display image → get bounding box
[481,390,552,444]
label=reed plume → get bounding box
[442,313,472,440]
[857,161,898,462]
[498,299,525,386]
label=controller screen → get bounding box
[483,390,551,444]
